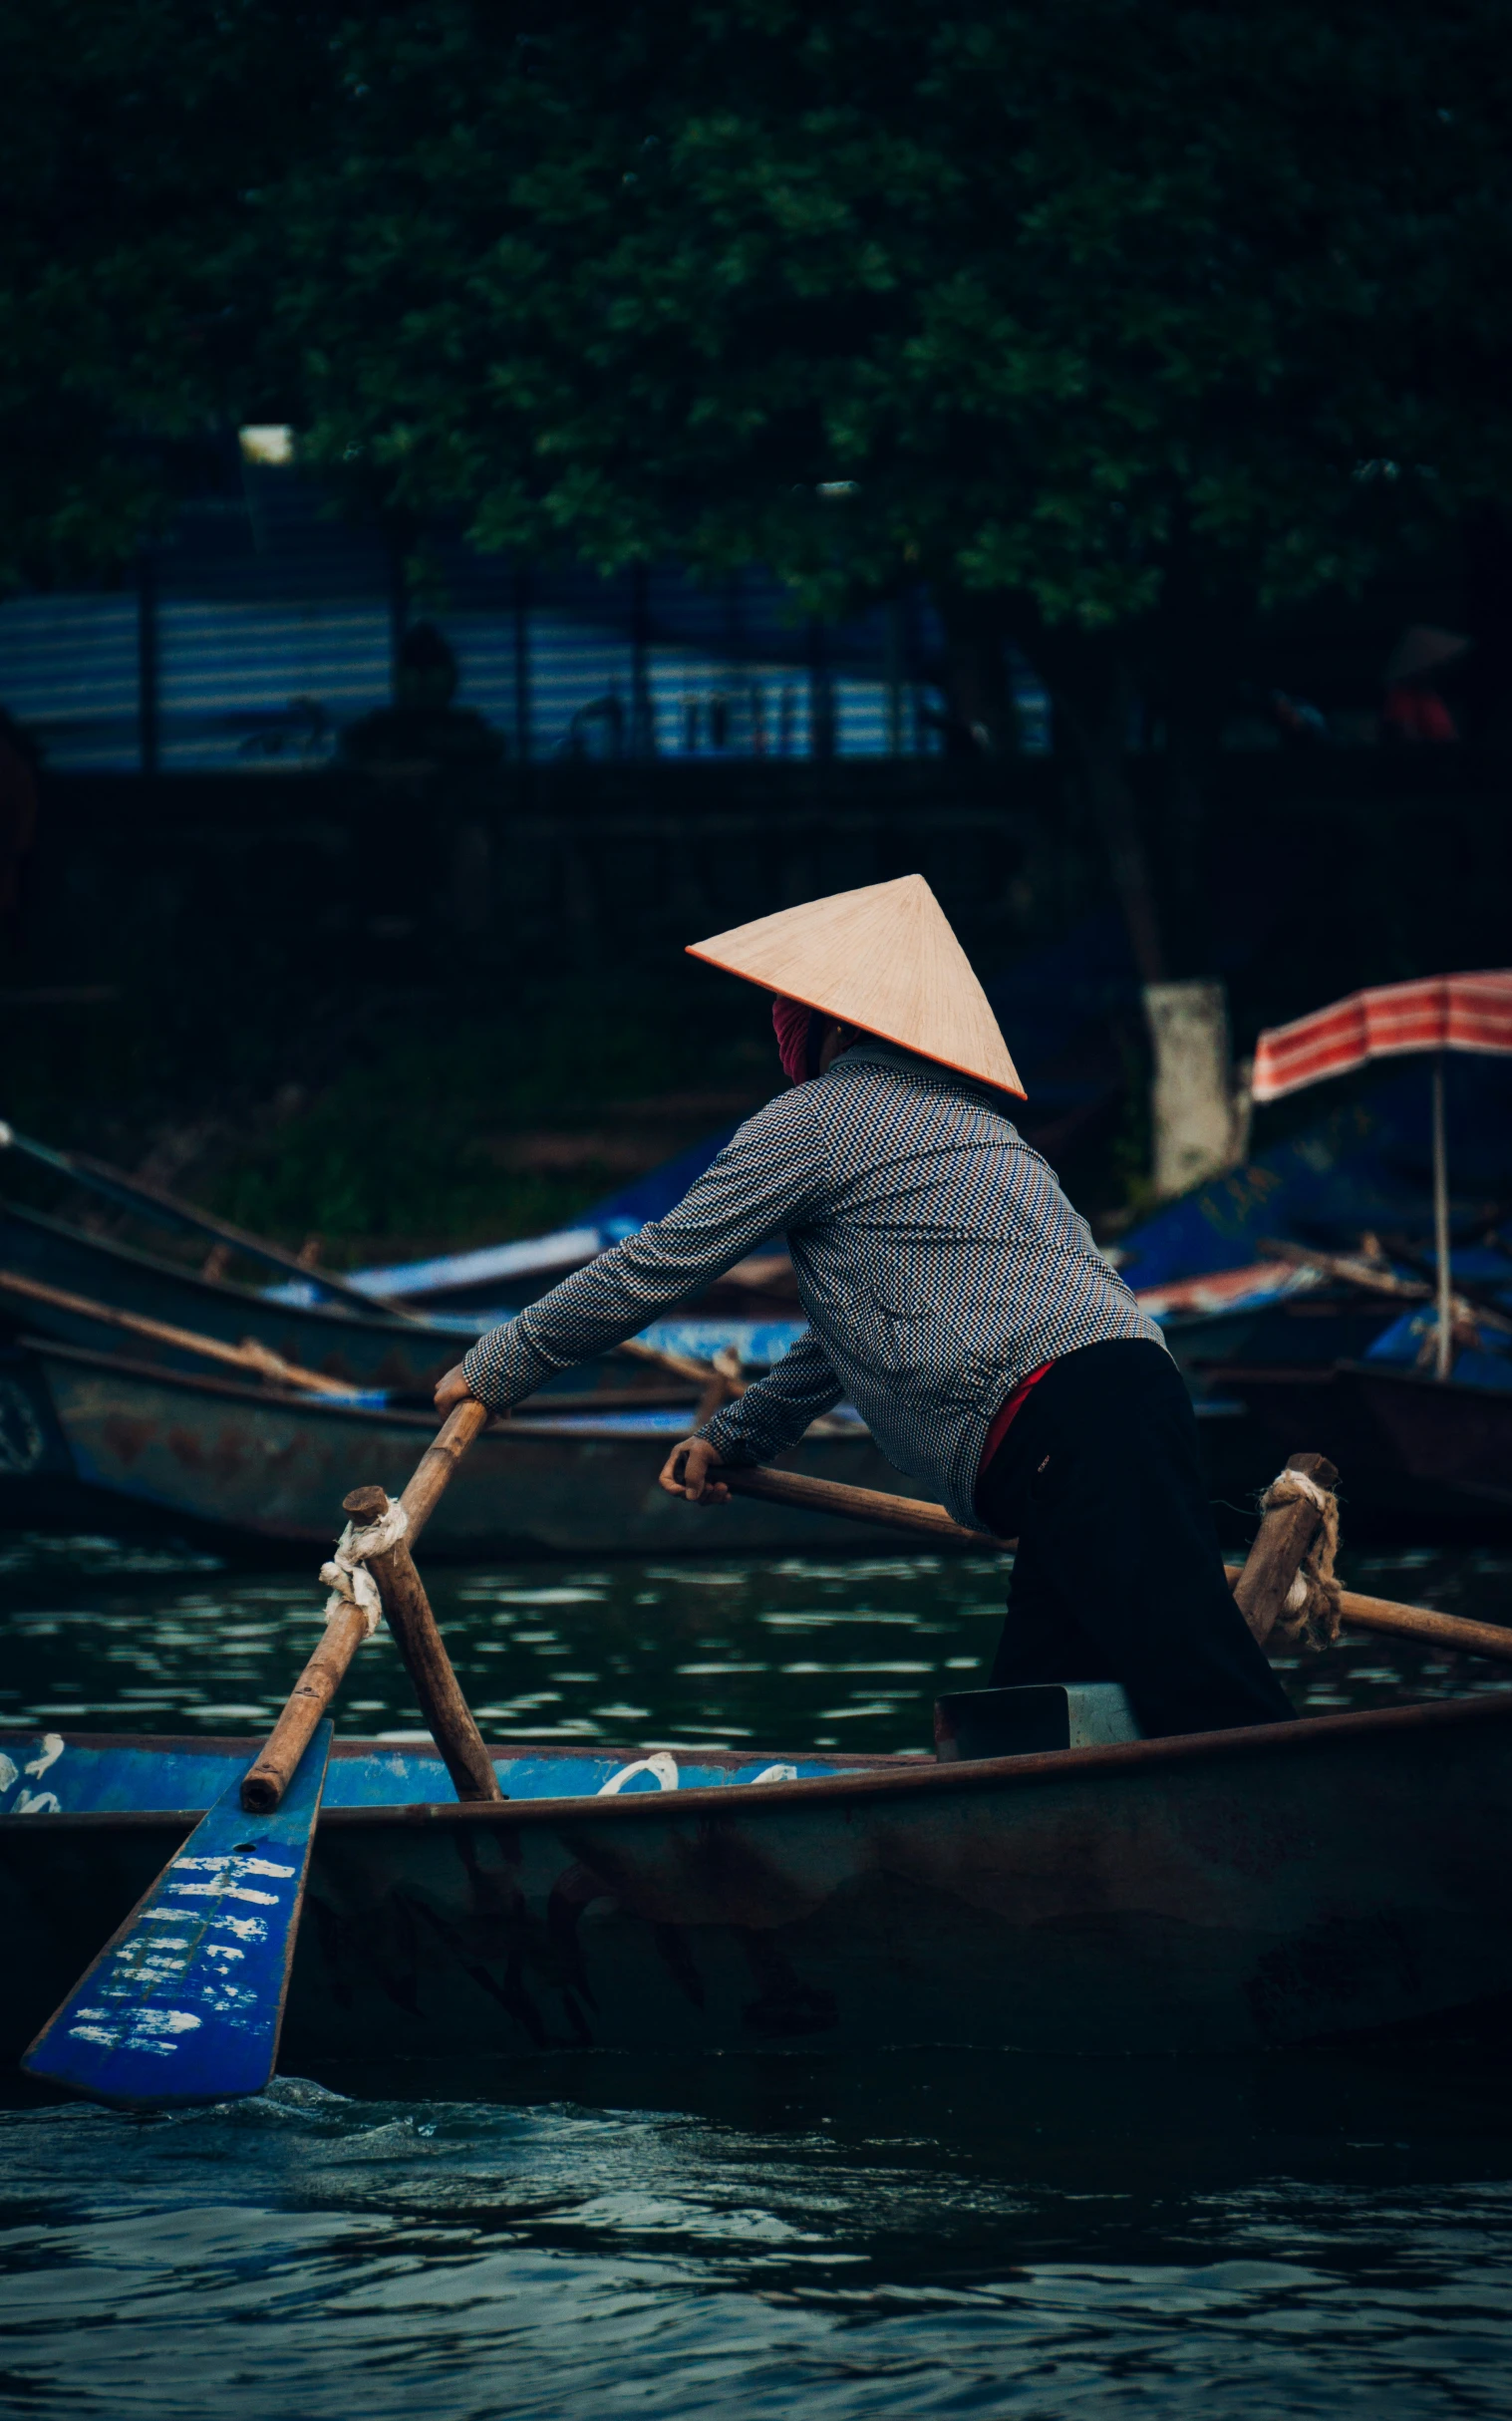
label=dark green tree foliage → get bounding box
[8,3,1512,964]
[272,0,1512,967]
[285,5,1508,587]
[0,0,332,586]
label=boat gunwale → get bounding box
[1209,1356,1512,1403]
[1,1198,428,1339]
[23,1334,467,1423]
[6,1689,1511,1838]
[1338,1356,1512,1398]
[24,1334,919,1463]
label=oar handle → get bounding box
[723,1463,987,1546]
[240,1397,493,1813]
[1222,1567,1512,1667]
[400,1396,491,1535]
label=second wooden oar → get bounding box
[721,1463,1512,1666]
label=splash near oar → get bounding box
[23,1722,331,2108]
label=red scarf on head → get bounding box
[772,995,816,1083]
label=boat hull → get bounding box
[0,1201,462,1393]
[5,1698,1512,2061]
[1213,1361,1512,1515]
[26,1339,945,1552]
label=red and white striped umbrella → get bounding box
[1252,972,1512,1103]
[1250,969,1512,1382]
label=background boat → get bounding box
[12,1338,938,1553]
[1211,1358,1512,1518]
[0,1198,810,1409]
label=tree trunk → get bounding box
[1012,617,1167,984]
[1004,606,1245,1199]
[1143,978,1246,1197]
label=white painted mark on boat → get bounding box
[67,2005,202,2056]
[173,1854,295,1879]
[598,1752,680,1796]
[744,1764,799,1785]
[24,1734,64,1779]
[168,1881,280,1905]
[0,1755,16,1793]
[12,1791,61,1815]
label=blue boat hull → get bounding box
[6,1695,1512,2061]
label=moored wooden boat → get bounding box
[1210,1359,1512,1516]
[0,1199,802,1406]
[0,1200,468,1395]
[6,1693,1512,2061]
[17,1337,932,1552]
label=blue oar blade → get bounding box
[23,1721,332,2109]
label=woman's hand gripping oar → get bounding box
[22,1399,498,2109]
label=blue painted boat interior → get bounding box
[1364,1306,1512,1391]
[0,1730,858,1816]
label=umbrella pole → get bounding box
[1432,1053,1453,1381]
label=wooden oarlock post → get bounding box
[338,1478,501,1803]
[241,1397,501,1812]
[1230,1449,1338,1649]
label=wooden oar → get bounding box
[23,1398,493,2108]
[1225,1575,1512,1666]
[725,1462,983,1546]
[0,1117,414,1318]
[22,1719,336,2109]
[0,1265,361,1396]
[721,1463,1512,1666]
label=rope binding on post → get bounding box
[319,1499,410,1637]
[1259,1464,1342,1652]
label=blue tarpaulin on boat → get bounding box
[1115,1056,1512,1292]
[1363,1305,1512,1391]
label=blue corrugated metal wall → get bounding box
[0,467,1052,770]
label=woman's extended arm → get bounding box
[450,1090,826,1412]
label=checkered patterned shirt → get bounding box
[461,1038,1162,1532]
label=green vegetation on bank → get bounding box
[3,968,779,1263]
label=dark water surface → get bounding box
[2,1532,1512,2417]
[4,1531,1512,1748]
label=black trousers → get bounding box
[974,1339,1295,1739]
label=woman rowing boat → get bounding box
[436,875,1291,1738]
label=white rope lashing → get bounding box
[1259,1465,1342,1652]
[319,1500,410,1636]
[598,1751,680,1795]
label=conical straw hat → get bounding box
[687,874,1026,1098]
